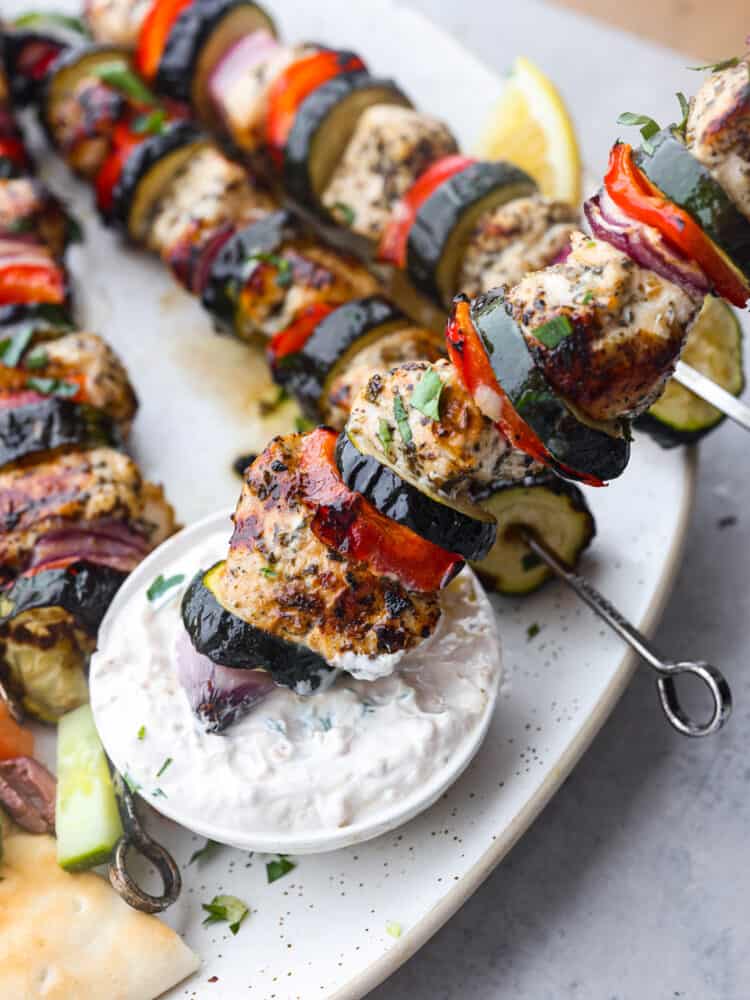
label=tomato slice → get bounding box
[0,700,34,761]
[300,428,464,592]
[266,49,366,166]
[604,142,750,308]
[94,121,145,214]
[377,155,475,267]
[135,0,194,80]
[445,297,605,488]
[0,262,67,305]
[267,302,335,364]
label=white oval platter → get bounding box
[10,0,700,996]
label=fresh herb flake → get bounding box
[386,921,403,938]
[377,418,392,455]
[526,623,541,640]
[688,56,740,73]
[675,91,690,133]
[266,855,296,883]
[156,757,173,778]
[132,108,167,135]
[0,326,34,367]
[294,416,315,433]
[410,368,444,421]
[534,315,573,349]
[393,393,412,445]
[332,202,355,226]
[581,290,594,305]
[189,839,222,866]
[617,111,661,154]
[13,11,89,34]
[244,252,293,288]
[137,725,146,741]
[146,573,185,602]
[259,566,276,579]
[92,61,160,105]
[25,376,78,398]
[202,894,249,935]
[24,347,48,370]
[152,787,167,798]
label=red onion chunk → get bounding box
[30,519,150,574]
[584,188,710,299]
[0,391,47,410]
[175,631,275,733]
[208,29,280,125]
[0,756,56,834]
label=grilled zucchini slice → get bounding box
[0,399,120,470]
[41,43,127,149]
[473,475,595,595]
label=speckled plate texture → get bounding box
[18,0,695,996]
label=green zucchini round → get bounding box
[3,24,81,107]
[407,161,537,308]
[181,562,333,690]
[0,399,121,470]
[275,295,408,419]
[636,295,744,447]
[0,561,127,636]
[110,121,209,241]
[284,71,412,214]
[156,0,276,120]
[336,430,497,561]
[201,209,294,332]
[636,129,750,282]
[472,289,630,483]
[471,475,595,595]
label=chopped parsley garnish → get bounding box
[688,56,740,73]
[581,290,594,305]
[332,202,356,226]
[393,393,412,445]
[152,788,167,798]
[0,326,34,367]
[616,111,661,154]
[526,623,541,640]
[92,61,160,105]
[675,91,690,134]
[156,757,173,778]
[245,252,293,288]
[202,894,249,935]
[13,11,89,34]
[189,839,222,866]
[377,418,393,454]
[294,415,315,433]
[266,855,296,883]
[137,725,146,741]
[386,921,403,938]
[259,566,276,579]
[521,552,543,572]
[146,573,185,602]
[24,346,48,370]
[410,368,444,421]
[132,108,167,135]
[534,315,574,349]
[25,376,78,398]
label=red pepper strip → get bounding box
[0,137,30,171]
[378,155,475,267]
[135,0,194,80]
[266,50,366,167]
[301,428,464,592]
[94,121,145,214]
[0,263,67,305]
[267,302,335,364]
[604,142,750,308]
[445,298,605,488]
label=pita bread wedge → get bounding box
[0,817,200,999]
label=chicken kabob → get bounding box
[73,0,745,449]
[178,54,749,728]
[0,33,176,729]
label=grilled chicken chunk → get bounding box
[458,195,578,297]
[508,232,700,422]
[85,0,151,47]
[47,77,124,178]
[147,147,273,255]
[236,241,378,339]
[217,434,441,664]
[0,179,72,258]
[687,58,750,221]
[324,326,444,428]
[0,447,174,569]
[322,105,459,241]
[347,358,537,496]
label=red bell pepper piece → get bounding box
[266,50,366,166]
[604,142,750,308]
[445,297,605,488]
[135,0,194,80]
[300,427,464,592]
[0,137,30,173]
[0,262,67,305]
[378,155,475,267]
[94,121,145,214]
[267,302,335,364]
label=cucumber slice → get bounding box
[637,296,744,447]
[56,703,123,872]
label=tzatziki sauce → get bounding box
[90,526,502,842]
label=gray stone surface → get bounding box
[370,4,750,998]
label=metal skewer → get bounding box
[521,530,732,737]
[675,362,750,433]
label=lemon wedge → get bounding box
[475,56,582,206]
